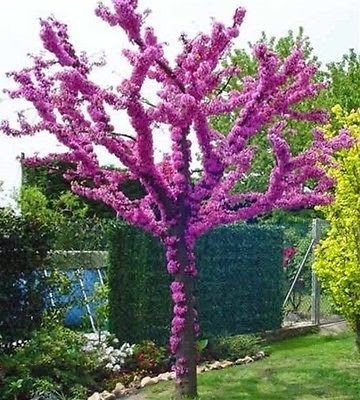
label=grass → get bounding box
[143,331,360,399]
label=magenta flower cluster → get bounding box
[1,0,352,382]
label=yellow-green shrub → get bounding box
[314,106,360,346]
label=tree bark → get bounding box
[355,317,360,352]
[174,272,197,399]
[166,236,198,399]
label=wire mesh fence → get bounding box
[282,219,343,326]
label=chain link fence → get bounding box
[282,219,343,327]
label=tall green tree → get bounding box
[326,49,360,113]
[212,29,359,194]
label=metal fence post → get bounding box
[311,219,321,325]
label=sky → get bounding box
[0,0,359,206]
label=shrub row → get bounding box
[108,223,285,345]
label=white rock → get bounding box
[113,382,125,397]
[141,376,154,388]
[88,393,101,400]
[100,390,116,400]
[243,356,254,364]
[220,360,234,368]
[196,365,206,374]
[209,361,222,370]
[158,372,172,381]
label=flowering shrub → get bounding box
[102,340,170,388]
[131,341,169,375]
[83,331,134,373]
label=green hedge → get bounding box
[108,223,284,345]
[0,210,51,343]
[107,224,169,344]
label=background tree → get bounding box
[326,50,360,113]
[314,106,360,349]
[22,159,117,219]
[0,1,351,397]
[212,29,359,195]
[21,161,147,250]
[211,28,324,194]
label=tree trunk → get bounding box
[355,318,360,352]
[166,237,198,399]
[173,273,197,399]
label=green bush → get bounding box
[107,222,170,345]
[108,223,284,345]
[0,209,51,343]
[0,323,100,400]
[207,334,263,361]
[20,185,111,251]
[126,341,170,376]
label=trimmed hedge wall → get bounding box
[107,224,169,344]
[108,223,284,345]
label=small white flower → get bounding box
[109,355,116,363]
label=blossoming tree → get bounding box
[1,1,351,397]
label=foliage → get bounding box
[108,222,284,344]
[90,282,110,333]
[0,323,100,400]
[20,185,110,251]
[206,334,263,362]
[0,209,51,343]
[326,50,360,113]
[196,225,285,336]
[314,106,360,339]
[107,221,170,345]
[129,341,169,375]
[196,339,209,355]
[101,340,169,388]
[22,162,115,219]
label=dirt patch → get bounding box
[320,321,347,335]
[123,393,146,400]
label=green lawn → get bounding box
[143,331,360,399]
